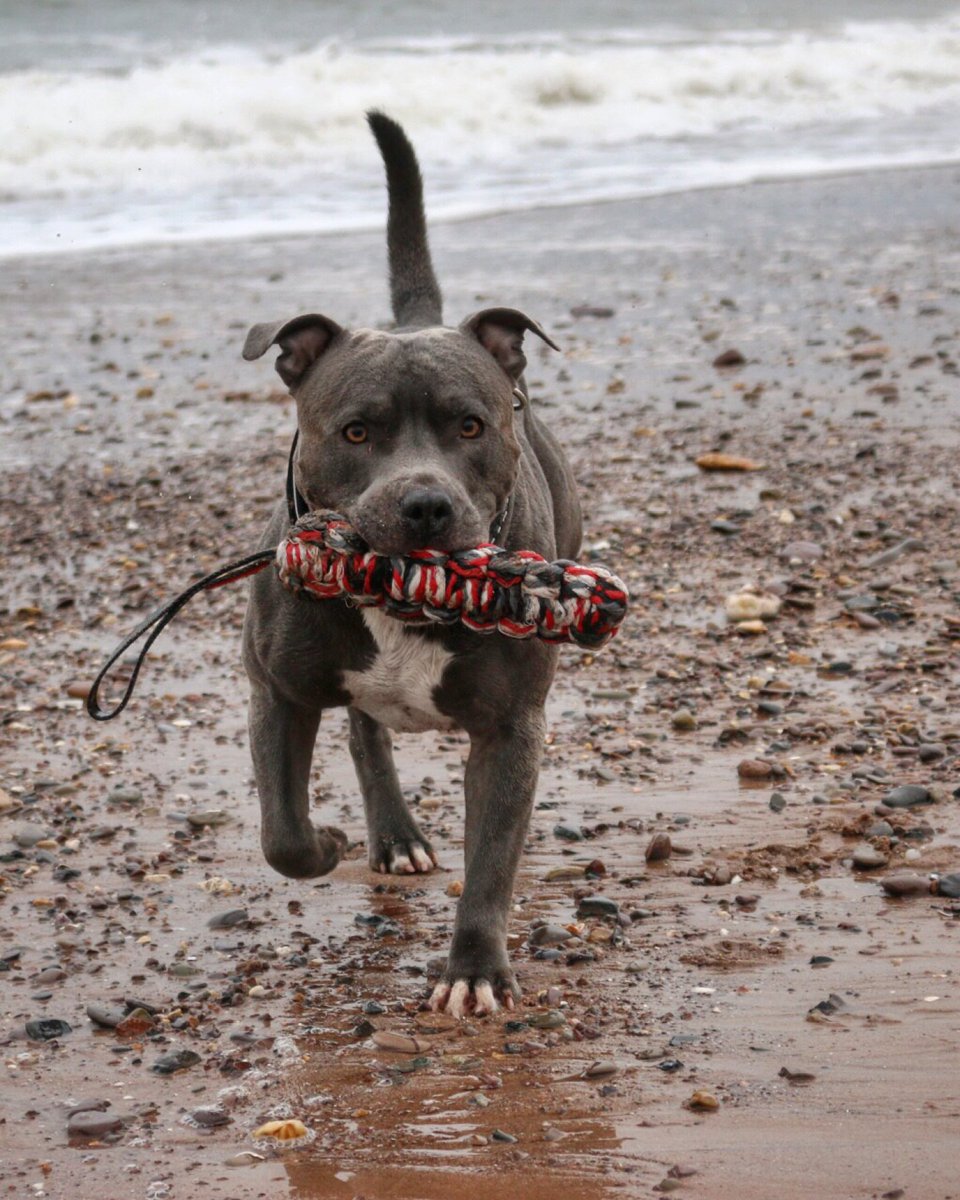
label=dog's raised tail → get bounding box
[367,110,443,328]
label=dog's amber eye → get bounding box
[460,416,484,439]
[343,421,368,445]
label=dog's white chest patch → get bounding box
[341,610,456,733]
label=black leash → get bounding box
[85,549,274,722]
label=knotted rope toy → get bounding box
[86,509,629,721]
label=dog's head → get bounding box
[243,309,557,554]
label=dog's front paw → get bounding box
[429,937,519,1017]
[369,832,438,875]
[429,973,519,1018]
[262,823,347,879]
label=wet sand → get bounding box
[1,165,959,1200]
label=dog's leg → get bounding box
[430,709,544,1017]
[249,683,347,878]
[348,707,437,875]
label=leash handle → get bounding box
[85,550,275,722]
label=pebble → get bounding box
[852,845,888,870]
[583,1060,618,1078]
[553,824,583,842]
[544,865,584,881]
[935,873,960,899]
[26,1018,72,1040]
[880,873,931,898]
[863,537,924,568]
[671,708,697,731]
[865,820,894,838]
[769,792,787,813]
[116,1008,157,1037]
[189,1105,232,1128]
[529,924,574,947]
[32,966,67,985]
[151,1049,201,1074]
[853,611,882,629]
[738,759,773,780]
[107,786,143,805]
[918,743,946,762]
[687,1090,719,1111]
[780,540,823,564]
[490,1128,518,1143]
[187,809,230,828]
[12,823,51,849]
[696,451,762,472]
[207,909,249,930]
[645,833,672,862]
[67,1110,123,1137]
[371,1031,430,1054]
[576,896,619,919]
[224,1152,266,1168]
[884,785,933,808]
[527,1010,566,1030]
[87,1003,126,1029]
[779,1067,817,1085]
[725,592,781,622]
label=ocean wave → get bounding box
[3,20,960,195]
[2,16,960,252]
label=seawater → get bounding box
[2,0,960,256]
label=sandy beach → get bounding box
[1,164,959,1199]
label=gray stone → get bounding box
[865,820,894,838]
[577,895,619,918]
[25,1018,72,1040]
[780,540,823,563]
[530,924,574,947]
[880,872,931,898]
[852,845,888,870]
[68,1110,123,1137]
[107,786,143,805]
[885,785,933,808]
[151,1049,201,1075]
[190,1105,232,1128]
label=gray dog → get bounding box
[241,112,582,1017]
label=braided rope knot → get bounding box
[276,511,628,649]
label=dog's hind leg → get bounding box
[348,707,437,875]
[248,683,347,878]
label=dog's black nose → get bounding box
[400,487,454,545]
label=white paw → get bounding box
[429,978,510,1018]
[376,841,437,875]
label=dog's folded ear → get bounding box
[461,308,560,381]
[242,314,343,391]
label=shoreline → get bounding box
[5,158,960,267]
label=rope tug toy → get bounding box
[278,511,628,640]
[86,510,629,722]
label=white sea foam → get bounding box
[2,17,960,254]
